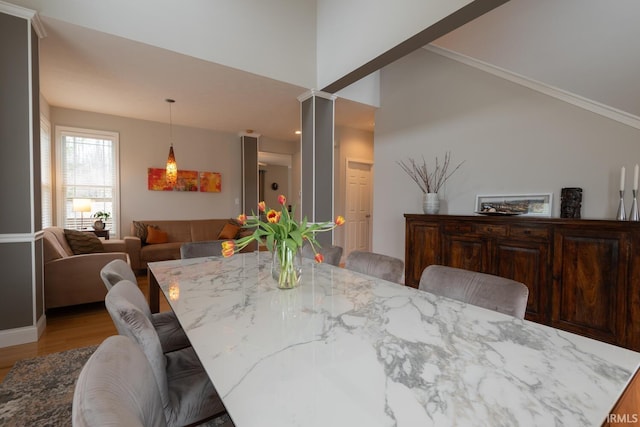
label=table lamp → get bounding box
[72,198,92,229]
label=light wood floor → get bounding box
[0,273,169,382]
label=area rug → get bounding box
[0,345,234,426]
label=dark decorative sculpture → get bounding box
[561,187,582,218]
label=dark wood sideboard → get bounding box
[405,214,640,352]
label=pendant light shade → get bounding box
[166,144,177,187]
[165,98,178,188]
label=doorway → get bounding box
[258,151,293,209]
[344,159,373,260]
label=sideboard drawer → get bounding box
[444,223,473,234]
[475,224,507,236]
[510,225,550,240]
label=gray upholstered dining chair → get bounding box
[100,258,137,290]
[180,240,223,259]
[419,265,529,319]
[301,241,343,266]
[105,280,226,426]
[72,335,168,427]
[345,250,404,283]
[99,261,190,354]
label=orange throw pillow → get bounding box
[217,222,240,240]
[146,225,169,244]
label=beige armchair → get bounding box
[43,227,129,309]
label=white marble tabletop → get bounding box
[148,252,640,427]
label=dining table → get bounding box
[147,251,640,427]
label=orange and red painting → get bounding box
[148,168,199,191]
[199,172,222,193]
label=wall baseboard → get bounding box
[426,44,640,130]
[0,314,46,348]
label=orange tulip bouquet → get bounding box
[222,195,344,289]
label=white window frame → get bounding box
[55,126,120,237]
[40,115,52,229]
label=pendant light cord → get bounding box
[166,98,175,146]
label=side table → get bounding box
[90,229,110,240]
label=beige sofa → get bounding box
[124,219,256,270]
[43,227,129,309]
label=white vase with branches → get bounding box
[397,152,464,214]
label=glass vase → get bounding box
[271,243,302,289]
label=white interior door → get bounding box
[345,160,372,260]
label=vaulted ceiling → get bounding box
[432,0,640,121]
[23,0,640,143]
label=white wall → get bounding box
[261,164,290,209]
[373,49,640,261]
[336,72,381,108]
[51,107,247,237]
[316,0,474,89]
[334,126,374,250]
[433,0,640,118]
[259,136,300,210]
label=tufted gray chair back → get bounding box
[301,241,343,266]
[73,335,167,427]
[180,241,223,259]
[105,280,225,426]
[100,259,137,290]
[101,275,190,354]
[419,265,529,319]
[345,251,404,283]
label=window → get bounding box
[56,126,119,236]
[41,116,52,229]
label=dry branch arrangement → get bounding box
[397,152,464,194]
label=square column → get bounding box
[298,91,336,246]
[240,132,259,214]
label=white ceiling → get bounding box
[38,16,376,143]
[34,0,640,145]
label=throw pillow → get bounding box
[64,229,105,255]
[146,225,169,244]
[217,222,240,240]
[132,221,149,244]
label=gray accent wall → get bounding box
[0,13,31,234]
[0,243,33,328]
[0,10,43,345]
[31,25,41,232]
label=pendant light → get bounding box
[165,98,178,188]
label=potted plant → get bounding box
[92,211,111,230]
